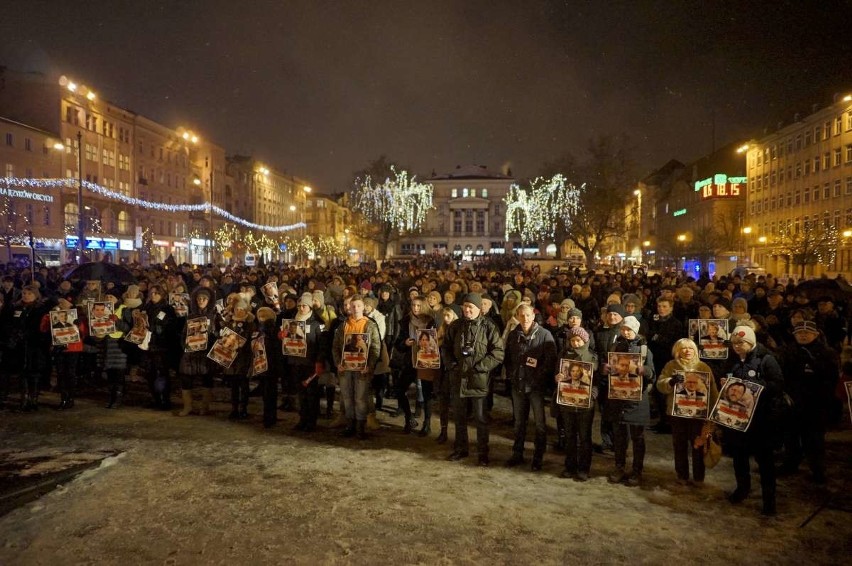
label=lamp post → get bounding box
[676,233,687,271]
[633,189,641,263]
[741,226,752,267]
[76,131,84,264]
[207,170,214,266]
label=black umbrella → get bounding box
[64,262,137,286]
[795,277,852,302]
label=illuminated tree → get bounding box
[352,163,434,258]
[505,175,580,257]
[770,222,838,278]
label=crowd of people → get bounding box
[1,256,849,517]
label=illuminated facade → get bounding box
[397,165,514,259]
[638,144,747,274]
[742,93,852,276]
[0,67,312,266]
[0,117,64,264]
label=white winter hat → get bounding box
[622,316,641,334]
[731,325,756,346]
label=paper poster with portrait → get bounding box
[414,328,441,369]
[710,377,764,432]
[698,319,728,360]
[50,309,81,346]
[556,359,593,408]
[281,319,307,357]
[88,301,115,338]
[687,319,700,340]
[844,381,852,424]
[607,352,643,401]
[124,311,149,345]
[341,332,369,371]
[251,335,269,376]
[169,292,190,318]
[261,281,281,311]
[207,327,247,369]
[184,317,210,352]
[671,370,712,419]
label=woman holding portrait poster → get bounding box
[177,287,218,417]
[657,338,719,486]
[724,325,784,516]
[219,293,255,420]
[42,299,87,411]
[554,326,598,481]
[603,316,655,487]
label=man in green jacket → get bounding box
[442,293,505,466]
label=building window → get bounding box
[453,210,461,233]
[464,209,473,233]
[847,177,852,195]
[835,180,842,197]
[451,188,457,198]
[118,211,129,234]
[4,163,13,178]
[813,157,821,172]
[815,125,822,141]
[824,183,830,199]
[823,121,831,140]
[462,188,469,197]
[4,133,12,147]
[834,148,842,167]
[847,112,852,131]
[804,160,810,176]
[470,188,476,197]
[803,190,810,203]
[835,116,843,136]
[824,153,831,170]
[846,145,852,163]
[482,188,488,198]
[804,130,812,146]
[476,211,485,234]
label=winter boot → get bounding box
[340,419,356,438]
[436,427,448,444]
[366,412,381,431]
[199,388,212,415]
[57,393,70,411]
[325,386,335,419]
[356,420,368,440]
[179,390,194,417]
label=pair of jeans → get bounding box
[452,391,489,454]
[339,371,370,421]
[511,388,546,461]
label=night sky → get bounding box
[2,1,850,192]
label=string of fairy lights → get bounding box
[505,174,581,243]
[352,167,433,233]
[0,177,306,232]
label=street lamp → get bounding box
[676,233,687,271]
[741,226,752,267]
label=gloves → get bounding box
[670,374,684,385]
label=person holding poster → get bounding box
[555,325,598,481]
[42,299,87,410]
[332,294,381,439]
[604,316,655,486]
[177,287,218,417]
[778,320,839,484]
[503,303,557,471]
[140,284,177,410]
[657,338,718,486]
[393,296,436,435]
[725,325,784,516]
[283,294,327,433]
[219,294,255,420]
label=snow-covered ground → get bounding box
[1,391,850,565]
